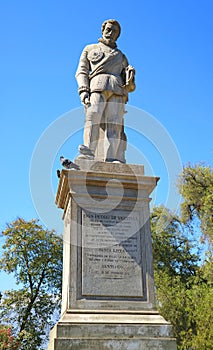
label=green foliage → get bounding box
[151,206,213,349]
[186,261,213,349]
[151,206,199,279]
[0,218,63,350]
[0,325,19,349]
[178,164,213,242]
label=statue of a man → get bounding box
[76,19,135,163]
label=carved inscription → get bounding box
[82,210,143,297]
[88,162,144,175]
[82,212,139,248]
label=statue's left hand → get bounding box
[124,65,136,92]
[126,65,135,82]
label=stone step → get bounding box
[52,323,175,339]
[50,337,177,350]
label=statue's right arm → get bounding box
[75,48,91,96]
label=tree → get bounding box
[151,206,199,279]
[178,164,213,243]
[0,218,63,350]
[0,325,19,349]
[185,260,213,349]
[151,204,213,350]
[151,206,199,346]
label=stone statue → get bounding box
[76,19,136,163]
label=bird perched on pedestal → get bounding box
[60,156,80,170]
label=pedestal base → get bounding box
[48,311,177,350]
[49,161,177,349]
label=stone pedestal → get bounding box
[48,160,177,350]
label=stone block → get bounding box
[48,161,177,349]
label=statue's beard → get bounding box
[98,37,117,49]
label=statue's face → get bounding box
[102,23,119,42]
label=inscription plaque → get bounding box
[81,210,144,298]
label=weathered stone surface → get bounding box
[75,19,136,163]
[74,159,144,175]
[56,162,157,312]
[49,339,177,350]
[48,318,177,350]
[82,209,143,297]
[48,161,177,349]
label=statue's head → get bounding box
[101,19,121,42]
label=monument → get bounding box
[75,18,135,163]
[48,19,177,350]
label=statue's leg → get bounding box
[105,96,125,162]
[116,122,127,163]
[83,93,106,154]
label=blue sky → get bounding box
[0,0,213,289]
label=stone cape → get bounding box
[48,160,177,350]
